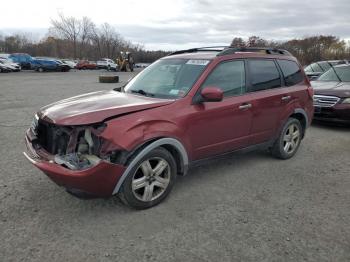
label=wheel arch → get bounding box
[112,137,189,195]
[290,108,308,137]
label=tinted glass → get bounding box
[201,60,245,97]
[277,60,303,86]
[311,63,323,72]
[248,60,281,91]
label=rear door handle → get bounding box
[281,95,291,101]
[239,103,252,110]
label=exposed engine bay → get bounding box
[33,118,125,170]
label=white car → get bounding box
[62,59,77,69]
[0,58,21,72]
[96,58,118,71]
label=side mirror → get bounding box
[200,87,223,102]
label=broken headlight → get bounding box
[30,114,39,135]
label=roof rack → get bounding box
[168,46,229,56]
[167,46,291,57]
[217,47,291,56]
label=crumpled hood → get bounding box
[38,90,174,125]
[311,81,350,98]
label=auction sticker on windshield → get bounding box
[186,60,210,66]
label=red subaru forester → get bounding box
[24,47,314,209]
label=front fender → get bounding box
[102,118,188,152]
[111,137,189,195]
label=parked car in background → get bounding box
[0,53,11,60]
[8,53,34,70]
[0,62,12,72]
[55,60,71,72]
[135,63,151,68]
[97,58,118,71]
[62,59,77,69]
[32,58,70,72]
[312,64,350,124]
[0,58,21,72]
[304,60,349,81]
[24,46,313,209]
[76,60,97,70]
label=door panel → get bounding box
[248,88,291,144]
[246,59,288,144]
[187,95,253,160]
[186,59,253,160]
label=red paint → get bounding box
[38,90,174,125]
[201,87,224,102]
[25,50,314,197]
[76,60,97,70]
[24,132,125,197]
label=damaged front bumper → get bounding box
[24,128,126,197]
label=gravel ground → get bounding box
[0,69,349,262]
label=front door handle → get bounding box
[239,103,252,110]
[281,95,291,101]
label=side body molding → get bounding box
[112,138,189,195]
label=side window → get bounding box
[201,60,245,97]
[248,59,281,92]
[277,60,303,86]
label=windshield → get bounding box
[304,65,313,72]
[0,59,11,64]
[318,66,350,82]
[124,58,210,99]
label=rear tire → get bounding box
[38,67,44,73]
[119,147,177,209]
[271,118,303,159]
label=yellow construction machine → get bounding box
[117,51,134,72]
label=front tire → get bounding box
[119,147,177,209]
[271,118,303,159]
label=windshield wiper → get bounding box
[130,89,155,97]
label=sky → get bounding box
[0,0,350,50]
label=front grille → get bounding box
[313,95,340,107]
[37,121,69,154]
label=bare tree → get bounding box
[50,13,81,59]
[79,17,95,58]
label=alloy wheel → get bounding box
[131,157,171,202]
[283,123,301,154]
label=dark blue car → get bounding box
[9,53,34,70]
[32,58,70,72]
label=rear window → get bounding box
[248,59,281,92]
[277,60,303,86]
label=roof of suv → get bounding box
[162,46,294,61]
